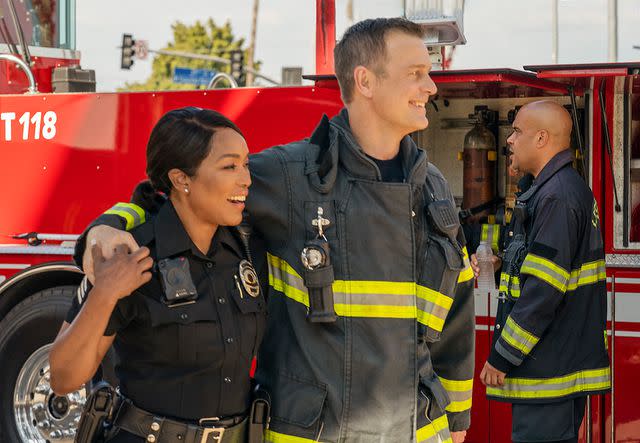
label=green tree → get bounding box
[119,18,259,91]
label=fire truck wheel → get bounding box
[0,286,114,443]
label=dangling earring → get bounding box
[184,187,189,194]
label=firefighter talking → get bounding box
[472,100,611,443]
[74,18,475,443]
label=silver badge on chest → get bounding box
[238,259,260,298]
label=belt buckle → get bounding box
[199,417,225,443]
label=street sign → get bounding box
[173,67,217,86]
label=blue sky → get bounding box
[76,0,640,92]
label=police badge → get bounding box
[238,259,260,298]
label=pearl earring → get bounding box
[184,187,189,194]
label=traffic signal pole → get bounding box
[246,0,260,86]
[145,48,280,85]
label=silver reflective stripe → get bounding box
[521,254,569,292]
[499,272,520,297]
[268,254,452,328]
[416,296,449,323]
[76,276,89,304]
[481,224,500,253]
[120,204,143,225]
[105,203,145,230]
[338,292,415,306]
[444,388,471,404]
[487,367,611,400]
[522,261,568,286]
[495,340,524,365]
[567,260,606,291]
[417,414,452,443]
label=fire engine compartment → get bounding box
[412,70,586,222]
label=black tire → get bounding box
[0,285,119,442]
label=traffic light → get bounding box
[230,50,245,85]
[121,34,135,70]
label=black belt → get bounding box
[113,400,247,443]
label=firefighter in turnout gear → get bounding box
[475,101,610,443]
[77,18,475,443]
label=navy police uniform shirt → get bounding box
[66,201,267,420]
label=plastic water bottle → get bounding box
[476,241,496,294]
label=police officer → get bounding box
[49,108,267,443]
[78,18,475,443]
[474,101,610,443]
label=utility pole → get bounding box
[346,0,354,24]
[246,0,259,86]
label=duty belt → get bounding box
[113,399,247,443]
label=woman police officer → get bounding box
[49,107,267,443]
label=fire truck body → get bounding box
[1,1,640,442]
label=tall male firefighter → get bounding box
[77,18,475,443]
[474,100,611,443]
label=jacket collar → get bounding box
[516,149,574,202]
[533,149,574,187]
[154,201,242,260]
[310,108,428,186]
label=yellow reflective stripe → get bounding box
[498,272,520,298]
[499,272,520,298]
[520,253,569,293]
[446,398,472,412]
[264,430,317,443]
[491,225,500,252]
[439,377,473,392]
[416,285,452,332]
[267,254,452,330]
[501,316,539,355]
[487,367,611,400]
[501,260,604,299]
[104,202,146,231]
[439,377,473,413]
[458,247,474,283]
[566,260,606,291]
[604,330,609,351]
[480,224,490,242]
[481,224,500,253]
[416,414,452,443]
[269,273,309,306]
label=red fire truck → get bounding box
[1,1,638,442]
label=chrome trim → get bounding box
[0,43,80,60]
[607,276,640,284]
[0,245,73,255]
[610,276,616,443]
[605,253,640,267]
[586,396,592,443]
[13,233,79,242]
[0,53,37,93]
[0,264,29,269]
[207,72,238,89]
[14,343,85,442]
[0,263,81,294]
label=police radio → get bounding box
[301,206,337,323]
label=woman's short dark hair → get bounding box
[132,107,243,209]
[334,18,425,104]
